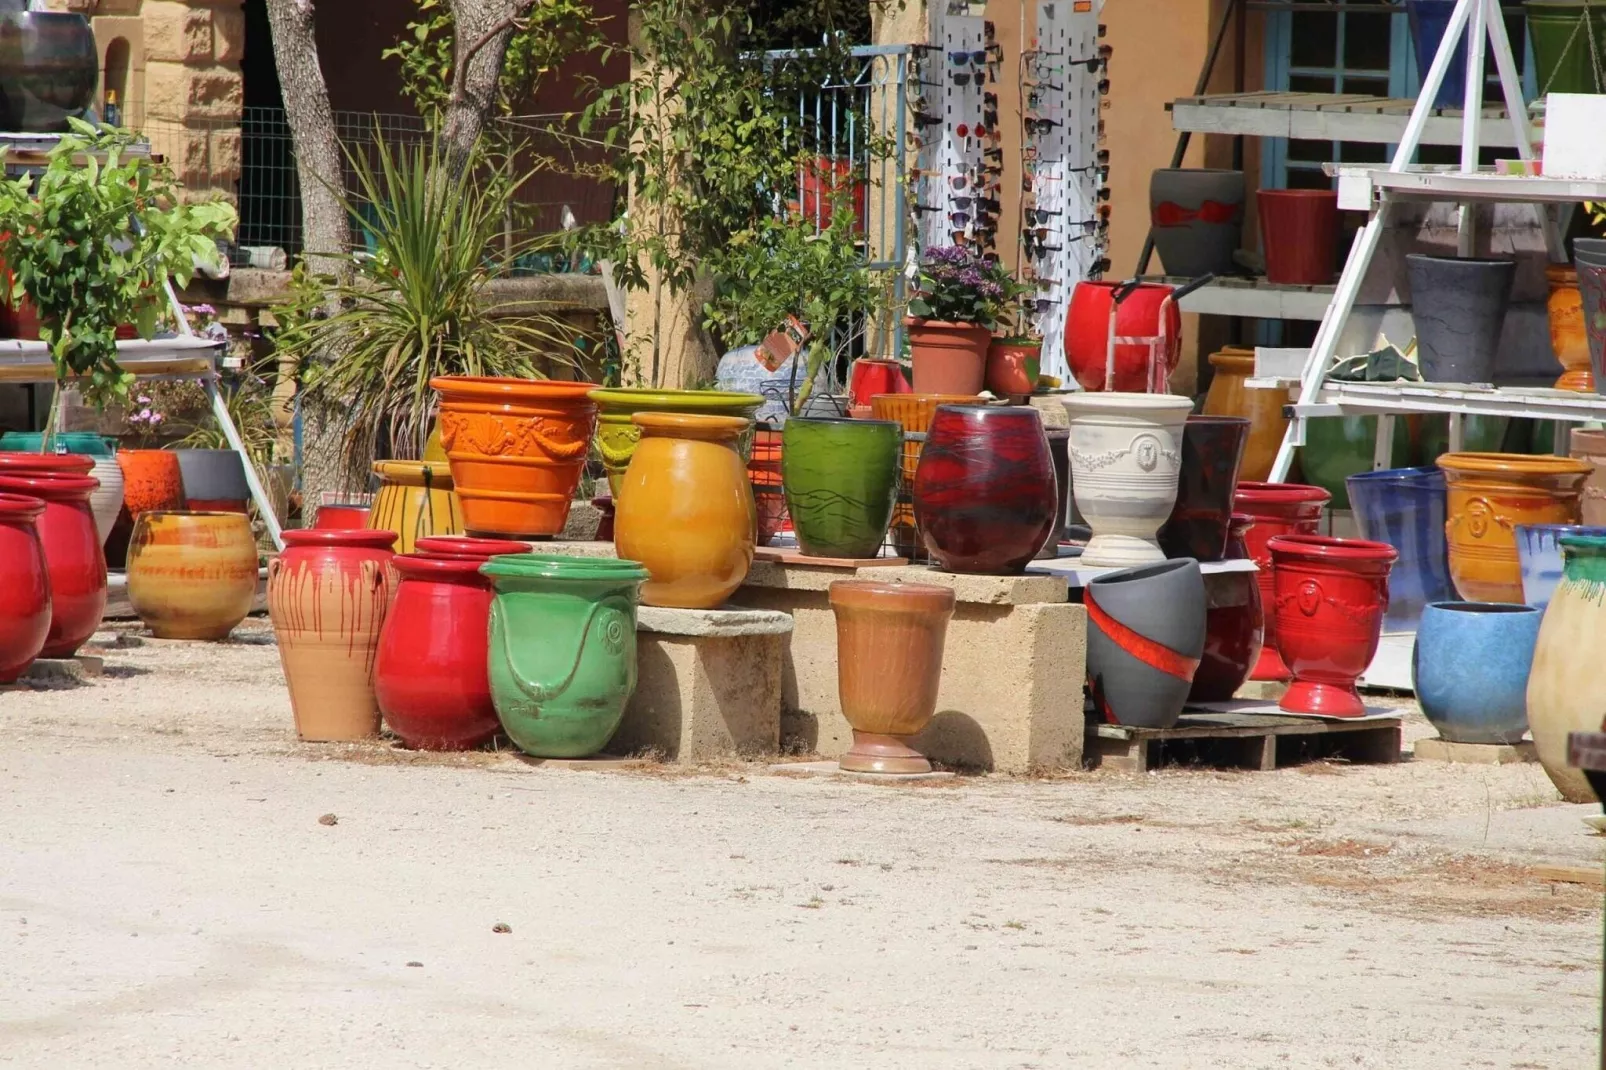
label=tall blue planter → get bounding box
[1516,523,1606,609]
[1345,466,1454,632]
[1412,602,1540,744]
[1407,0,1469,109]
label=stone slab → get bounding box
[1233,679,1289,702]
[855,564,1069,606]
[516,755,641,772]
[22,655,103,683]
[743,559,866,593]
[1413,738,1538,765]
[754,546,907,568]
[637,605,793,638]
[767,760,957,782]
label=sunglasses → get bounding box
[1025,117,1063,134]
[951,70,987,86]
[1023,297,1057,314]
[948,50,988,66]
[911,202,941,214]
[1024,208,1061,224]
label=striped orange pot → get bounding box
[127,511,258,639]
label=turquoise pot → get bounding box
[481,553,649,758]
[780,416,900,558]
[0,432,115,456]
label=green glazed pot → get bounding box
[481,553,649,758]
[588,388,764,497]
[0,432,116,456]
[781,416,900,558]
[1299,416,1411,511]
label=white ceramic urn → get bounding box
[1060,391,1193,567]
[86,454,124,546]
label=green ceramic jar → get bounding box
[588,388,764,497]
[0,432,116,456]
[781,416,900,558]
[482,553,650,758]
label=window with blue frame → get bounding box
[1262,1,1537,190]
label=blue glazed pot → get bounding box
[1412,601,1540,744]
[1406,0,1469,109]
[1516,523,1606,609]
[1344,465,1453,631]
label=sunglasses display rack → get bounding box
[914,13,994,253]
[1023,0,1107,380]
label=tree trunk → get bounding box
[440,0,534,174]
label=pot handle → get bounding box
[489,595,608,707]
[267,555,283,585]
[1444,496,1511,541]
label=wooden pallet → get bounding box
[1087,711,1402,773]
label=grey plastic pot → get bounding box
[173,448,251,506]
[1405,254,1517,383]
[1148,168,1245,279]
[1084,558,1207,729]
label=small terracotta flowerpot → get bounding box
[115,449,184,517]
[1233,481,1331,680]
[0,492,51,682]
[0,473,106,658]
[906,319,991,395]
[984,339,1041,402]
[127,511,258,640]
[1569,427,1606,526]
[829,579,955,773]
[1267,534,1396,718]
[1437,451,1590,603]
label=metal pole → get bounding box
[207,375,284,551]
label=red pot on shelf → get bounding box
[374,553,502,750]
[1188,513,1264,702]
[1064,281,1182,392]
[1258,189,1340,285]
[1266,534,1396,717]
[313,504,371,529]
[0,473,106,659]
[0,493,52,682]
[1233,481,1331,681]
[848,358,909,407]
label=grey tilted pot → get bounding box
[1084,558,1207,729]
[1148,168,1245,279]
[1405,254,1516,384]
[173,448,251,507]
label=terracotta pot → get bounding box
[1234,481,1331,680]
[1572,427,1606,525]
[127,511,258,640]
[913,404,1058,574]
[587,387,763,499]
[615,412,756,609]
[368,460,463,555]
[871,393,977,559]
[1414,601,1540,744]
[1266,535,1395,717]
[748,428,788,547]
[1159,415,1249,562]
[780,416,900,559]
[1060,391,1193,567]
[905,319,991,395]
[115,449,184,517]
[1065,281,1182,393]
[828,579,955,773]
[847,359,910,407]
[0,492,51,682]
[984,339,1041,402]
[1547,265,1595,391]
[1189,514,1264,702]
[1437,452,1590,603]
[1528,533,1606,801]
[431,375,600,537]
[413,535,530,559]
[1202,347,1289,482]
[267,529,398,742]
[374,554,502,751]
[1086,558,1207,729]
[482,553,649,758]
[0,473,105,658]
[313,503,372,530]
[1258,189,1339,285]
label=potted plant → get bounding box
[906,246,1019,395]
[985,305,1042,403]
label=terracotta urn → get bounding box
[368,460,463,555]
[748,427,788,547]
[1085,558,1207,729]
[781,416,900,559]
[126,511,258,640]
[0,492,51,682]
[1572,427,1606,526]
[482,553,650,758]
[1060,391,1194,567]
[871,393,978,559]
[1158,415,1250,562]
[984,338,1041,403]
[431,375,600,537]
[1547,265,1594,391]
[587,387,763,498]
[115,449,184,517]
[1189,513,1264,702]
[1437,452,1590,603]
[1266,534,1396,718]
[267,529,398,742]
[906,319,991,395]
[1528,533,1606,802]
[1202,347,1289,482]
[912,404,1057,573]
[0,473,105,659]
[1234,481,1330,680]
[615,412,756,609]
[374,553,503,750]
[828,579,955,773]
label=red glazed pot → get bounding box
[985,339,1041,402]
[906,319,991,395]
[1065,281,1182,392]
[748,427,788,546]
[1234,481,1330,681]
[848,358,910,407]
[374,554,501,750]
[0,451,94,478]
[0,474,106,658]
[1266,534,1395,717]
[1258,189,1339,285]
[913,404,1058,573]
[0,493,52,682]
[1188,513,1264,702]
[413,535,531,559]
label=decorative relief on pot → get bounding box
[1061,393,1193,568]
[438,411,591,461]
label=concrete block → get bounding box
[1413,738,1538,765]
[141,1,214,64]
[212,3,245,63]
[144,60,242,122]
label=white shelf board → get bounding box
[1257,379,1606,422]
[1169,92,1533,148]
[0,336,222,383]
[1169,277,1338,321]
[1333,166,1606,205]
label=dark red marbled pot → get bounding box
[1188,513,1264,702]
[1159,415,1249,562]
[913,404,1058,574]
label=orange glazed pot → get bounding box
[431,376,599,538]
[116,449,184,517]
[1547,265,1594,392]
[1437,452,1591,603]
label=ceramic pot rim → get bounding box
[393,553,491,579]
[783,415,901,430]
[1406,253,1518,268]
[1257,188,1337,201]
[1087,557,1198,588]
[0,472,99,499]
[1235,481,1332,506]
[479,552,649,581]
[136,510,254,522]
[932,402,1039,419]
[414,535,530,558]
[631,412,752,438]
[1344,465,1443,486]
[1207,349,1256,370]
[371,459,456,488]
[1558,534,1606,552]
[1569,427,1606,451]
[1424,600,1540,616]
[1515,523,1606,537]
[1436,451,1591,477]
[828,579,957,613]
[1265,533,1399,564]
[282,529,398,551]
[903,318,990,331]
[1061,391,1194,414]
[588,387,764,413]
[430,375,600,403]
[0,451,94,474]
[0,491,45,522]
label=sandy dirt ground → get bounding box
[0,617,1600,1069]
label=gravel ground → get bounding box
[0,617,1599,1069]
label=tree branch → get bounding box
[447,1,536,110]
